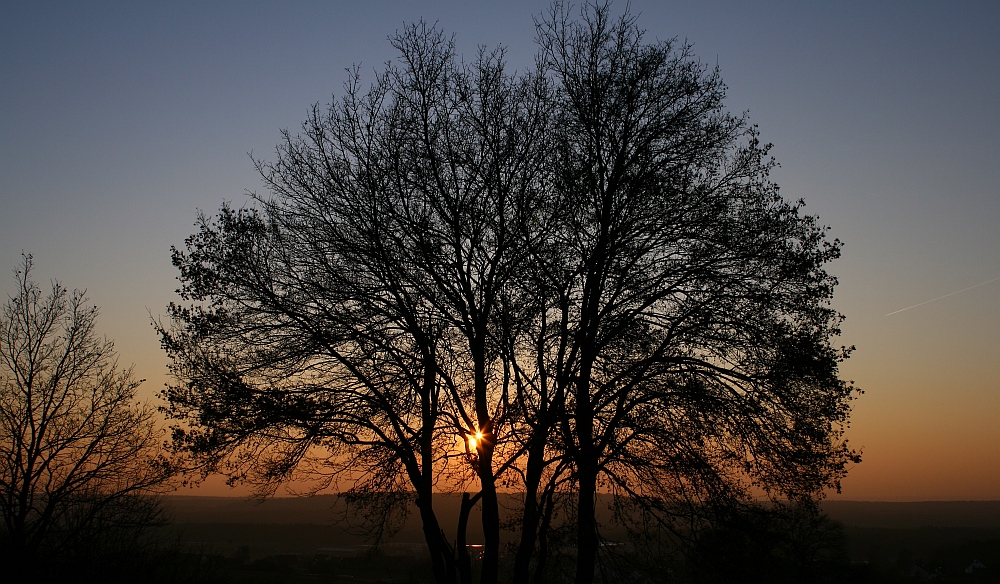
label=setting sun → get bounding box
[468,430,483,452]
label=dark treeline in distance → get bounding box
[158,3,859,584]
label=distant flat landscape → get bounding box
[822,500,1000,528]
[164,495,1000,529]
[157,495,1000,578]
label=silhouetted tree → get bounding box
[0,255,173,580]
[160,21,551,584]
[527,4,859,582]
[161,4,859,584]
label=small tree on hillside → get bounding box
[0,255,172,578]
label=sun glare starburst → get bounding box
[468,430,483,452]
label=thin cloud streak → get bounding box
[885,276,1000,316]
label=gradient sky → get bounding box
[2,1,998,501]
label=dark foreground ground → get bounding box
[129,497,1000,583]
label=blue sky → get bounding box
[2,0,998,499]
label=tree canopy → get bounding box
[159,4,859,583]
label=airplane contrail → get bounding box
[885,276,1000,316]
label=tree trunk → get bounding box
[456,492,478,584]
[472,335,500,584]
[477,439,501,584]
[416,493,457,584]
[532,483,556,584]
[575,460,599,584]
[415,351,456,584]
[512,428,547,582]
[574,358,599,584]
